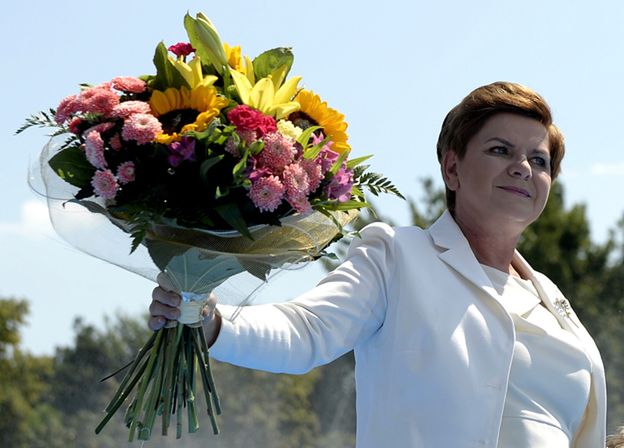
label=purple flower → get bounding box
[326,165,354,202]
[168,138,196,167]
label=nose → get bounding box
[508,157,531,180]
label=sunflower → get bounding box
[291,90,350,155]
[149,84,229,144]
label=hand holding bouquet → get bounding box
[20,11,402,442]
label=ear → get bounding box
[442,150,460,191]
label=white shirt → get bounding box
[482,265,592,447]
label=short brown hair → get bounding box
[436,82,565,213]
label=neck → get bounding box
[453,211,521,275]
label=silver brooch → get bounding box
[554,298,575,322]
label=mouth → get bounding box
[497,186,532,198]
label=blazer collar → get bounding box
[428,210,500,302]
[428,210,600,358]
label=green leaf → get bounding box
[214,203,251,238]
[296,125,322,148]
[325,200,371,211]
[329,150,350,175]
[356,171,405,199]
[48,145,96,188]
[253,48,294,82]
[199,155,224,182]
[232,150,250,181]
[346,154,373,169]
[15,108,60,134]
[152,42,190,91]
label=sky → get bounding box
[2,0,624,355]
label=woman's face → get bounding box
[444,113,552,233]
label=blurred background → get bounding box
[1,1,623,446]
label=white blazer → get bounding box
[212,211,607,447]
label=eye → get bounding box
[530,155,551,169]
[489,146,509,155]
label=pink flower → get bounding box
[79,86,120,117]
[91,170,118,199]
[111,76,146,93]
[225,129,258,157]
[168,42,195,57]
[55,94,81,124]
[300,158,323,193]
[116,161,136,184]
[168,138,195,167]
[84,130,107,169]
[109,134,123,151]
[287,193,312,214]
[83,122,115,136]
[68,117,82,134]
[326,165,354,202]
[248,175,285,212]
[121,113,162,145]
[111,101,152,119]
[227,105,277,137]
[258,132,295,171]
[282,162,310,197]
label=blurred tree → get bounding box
[0,298,69,448]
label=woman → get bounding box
[150,82,607,447]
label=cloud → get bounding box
[0,200,55,239]
[590,162,624,176]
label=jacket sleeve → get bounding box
[209,222,395,374]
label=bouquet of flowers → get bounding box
[20,12,402,442]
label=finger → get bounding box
[152,286,181,307]
[148,315,166,331]
[202,292,218,317]
[157,272,179,293]
[149,301,181,321]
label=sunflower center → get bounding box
[288,112,317,130]
[159,109,200,135]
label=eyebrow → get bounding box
[484,137,550,157]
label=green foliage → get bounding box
[252,48,294,83]
[151,42,190,91]
[48,145,96,189]
[15,109,59,135]
[354,168,405,199]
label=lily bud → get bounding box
[184,12,228,74]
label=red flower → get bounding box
[227,105,277,137]
[168,42,195,57]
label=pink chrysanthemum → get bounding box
[300,158,323,193]
[225,129,257,156]
[111,101,152,119]
[248,175,285,212]
[282,163,310,197]
[116,161,136,184]
[84,130,107,169]
[109,134,123,151]
[287,193,312,214]
[91,169,118,199]
[55,94,81,124]
[121,113,162,145]
[79,87,120,117]
[83,122,115,136]
[258,132,295,171]
[111,76,146,94]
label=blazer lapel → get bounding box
[428,211,501,303]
